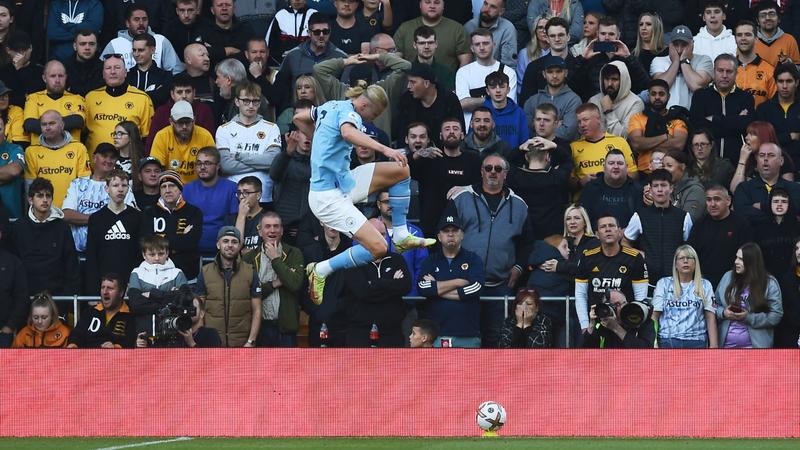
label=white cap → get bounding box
[170,100,194,121]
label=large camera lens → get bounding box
[595,302,615,319]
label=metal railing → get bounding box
[52,295,576,347]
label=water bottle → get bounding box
[369,323,379,348]
[319,322,329,348]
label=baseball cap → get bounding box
[139,156,164,171]
[94,142,120,157]
[407,62,437,83]
[158,170,183,190]
[170,100,194,121]
[669,25,693,44]
[0,81,12,96]
[216,225,241,242]
[542,55,566,69]
[438,214,463,232]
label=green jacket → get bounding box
[243,243,305,333]
[313,52,411,142]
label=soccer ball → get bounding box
[476,401,506,432]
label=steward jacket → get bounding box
[0,249,28,330]
[140,198,203,280]
[243,243,305,334]
[690,85,755,162]
[756,96,800,163]
[201,255,258,347]
[68,302,136,348]
[450,184,532,284]
[12,321,70,348]
[417,248,484,338]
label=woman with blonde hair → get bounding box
[516,15,551,87]
[12,292,71,348]
[632,12,667,73]
[652,245,719,348]
[276,74,326,134]
[527,0,584,42]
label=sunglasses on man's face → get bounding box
[483,164,505,173]
[310,28,331,36]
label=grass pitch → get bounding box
[0,437,797,450]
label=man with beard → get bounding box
[410,118,481,237]
[149,100,216,184]
[523,56,580,141]
[627,79,689,174]
[464,0,517,66]
[183,147,239,258]
[23,60,85,144]
[463,107,513,157]
[240,37,279,107]
[754,1,799,67]
[690,53,754,163]
[100,5,183,75]
[67,273,136,348]
[588,62,644,139]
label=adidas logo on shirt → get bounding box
[105,221,131,240]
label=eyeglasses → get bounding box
[111,131,128,138]
[677,256,696,261]
[483,164,505,173]
[236,190,261,197]
[196,161,217,167]
[758,11,778,18]
[310,28,331,36]
[236,97,260,106]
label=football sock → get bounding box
[388,177,411,241]
[316,245,374,276]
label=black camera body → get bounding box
[151,286,197,347]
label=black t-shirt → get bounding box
[331,17,374,55]
[395,89,465,146]
[224,211,264,252]
[576,246,649,307]
[484,191,503,213]
[134,191,160,214]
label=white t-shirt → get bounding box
[216,118,282,203]
[650,54,713,108]
[455,60,517,124]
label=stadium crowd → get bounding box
[0,0,799,349]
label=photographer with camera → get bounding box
[136,297,221,348]
[581,289,657,349]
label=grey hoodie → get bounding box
[101,28,184,75]
[588,61,644,138]
[523,84,581,141]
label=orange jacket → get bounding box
[12,321,71,348]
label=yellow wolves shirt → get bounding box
[150,125,216,184]
[23,90,86,143]
[24,141,91,207]
[85,86,153,154]
[570,132,637,181]
[4,105,28,143]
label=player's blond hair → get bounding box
[346,81,388,111]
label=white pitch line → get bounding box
[94,437,194,450]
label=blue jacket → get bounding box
[385,222,427,297]
[451,184,532,284]
[47,0,103,61]
[526,241,571,297]
[483,97,529,149]
[417,248,484,337]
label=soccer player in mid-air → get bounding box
[293,81,436,304]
